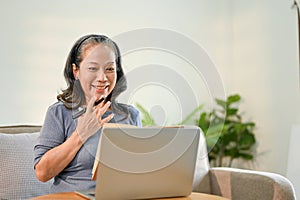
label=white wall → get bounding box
[0,0,228,125]
[230,1,299,196]
[0,0,299,188]
[230,0,299,175]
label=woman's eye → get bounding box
[88,67,97,71]
[106,67,115,72]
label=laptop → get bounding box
[77,125,200,200]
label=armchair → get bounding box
[193,130,296,200]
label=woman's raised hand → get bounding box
[76,96,114,143]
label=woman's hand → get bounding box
[76,96,114,143]
[35,96,113,182]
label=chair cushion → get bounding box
[192,130,211,193]
[0,132,52,199]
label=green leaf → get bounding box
[227,108,238,116]
[206,136,219,151]
[178,104,203,125]
[224,147,239,158]
[205,123,225,137]
[204,123,225,149]
[135,103,156,126]
[233,123,244,133]
[227,94,241,104]
[239,133,256,147]
[215,99,227,109]
[198,112,209,132]
[243,122,256,127]
[239,153,253,160]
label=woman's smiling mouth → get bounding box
[93,84,109,94]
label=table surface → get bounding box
[31,192,229,200]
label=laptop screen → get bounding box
[94,125,200,199]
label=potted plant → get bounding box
[135,94,257,168]
[197,94,256,167]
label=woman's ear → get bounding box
[72,63,79,79]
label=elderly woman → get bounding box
[34,34,142,193]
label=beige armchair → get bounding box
[0,125,53,199]
[193,130,297,200]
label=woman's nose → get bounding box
[97,70,108,82]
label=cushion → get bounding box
[192,130,211,193]
[0,132,52,199]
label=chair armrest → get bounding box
[208,167,296,200]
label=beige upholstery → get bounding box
[193,131,297,200]
[207,168,296,200]
[0,125,42,134]
[0,125,53,199]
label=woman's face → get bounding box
[73,43,117,102]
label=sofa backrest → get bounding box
[0,125,53,199]
[0,125,212,198]
[0,125,42,134]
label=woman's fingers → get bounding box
[84,96,112,127]
[76,97,112,142]
[95,101,111,117]
[101,114,114,125]
[95,101,112,125]
[86,96,97,113]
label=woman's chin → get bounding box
[95,93,106,100]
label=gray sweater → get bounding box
[34,101,141,193]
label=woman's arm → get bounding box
[35,130,83,182]
[35,97,113,182]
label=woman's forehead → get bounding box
[81,44,116,64]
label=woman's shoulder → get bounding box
[115,103,141,126]
[118,103,139,115]
[48,101,66,111]
[46,101,71,116]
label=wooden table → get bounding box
[32,192,229,200]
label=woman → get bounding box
[34,34,142,193]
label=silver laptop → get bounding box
[78,125,200,200]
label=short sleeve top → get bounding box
[34,101,142,193]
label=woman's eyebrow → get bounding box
[104,61,115,67]
[87,61,100,65]
[87,61,114,66]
